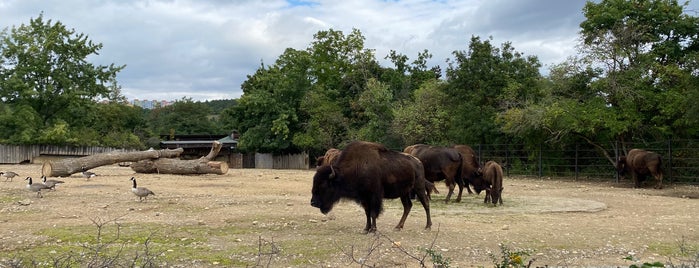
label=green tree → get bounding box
[353,78,396,145]
[579,0,699,143]
[501,0,699,165]
[445,36,542,145]
[392,79,451,145]
[223,48,312,153]
[0,13,125,145]
[147,98,221,137]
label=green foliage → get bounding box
[0,13,143,148]
[489,243,533,268]
[392,79,451,145]
[445,36,543,145]
[423,248,451,268]
[147,98,221,137]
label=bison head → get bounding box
[616,156,627,177]
[311,165,341,214]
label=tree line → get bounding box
[2,1,698,166]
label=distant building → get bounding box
[131,99,173,109]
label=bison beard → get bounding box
[311,141,432,233]
[617,149,663,189]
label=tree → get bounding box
[445,36,542,145]
[223,48,312,153]
[0,13,125,145]
[579,0,699,143]
[501,0,699,165]
[353,78,397,146]
[147,98,221,137]
[392,79,451,145]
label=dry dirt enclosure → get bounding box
[1,163,698,267]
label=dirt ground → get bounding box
[1,163,698,267]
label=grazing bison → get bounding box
[617,149,664,189]
[482,161,504,206]
[405,144,464,203]
[451,144,484,194]
[311,141,432,233]
[315,148,342,168]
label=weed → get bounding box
[489,243,535,268]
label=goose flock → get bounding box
[2,168,155,201]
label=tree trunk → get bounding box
[42,148,184,177]
[130,141,229,175]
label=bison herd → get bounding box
[310,141,664,232]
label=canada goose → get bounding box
[1,171,19,182]
[130,177,155,201]
[81,166,97,180]
[41,175,65,190]
[26,177,51,198]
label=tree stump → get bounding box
[130,141,229,175]
[42,148,184,177]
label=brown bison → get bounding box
[311,141,432,233]
[404,144,464,203]
[617,149,663,189]
[482,161,504,206]
[451,144,484,194]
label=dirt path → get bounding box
[1,164,698,267]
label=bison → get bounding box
[405,144,464,203]
[311,141,432,233]
[451,144,484,194]
[482,161,504,206]
[617,149,663,189]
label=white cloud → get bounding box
[3,0,693,101]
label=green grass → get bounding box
[0,221,269,267]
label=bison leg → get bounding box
[444,181,456,203]
[394,195,413,230]
[414,190,432,230]
[363,209,377,233]
[650,169,664,189]
[632,172,642,188]
[454,180,464,202]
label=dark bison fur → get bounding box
[404,144,464,203]
[451,144,484,195]
[482,161,504,206]
[311,141,432,233]
[617,149,663,189]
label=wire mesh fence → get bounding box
[471,139,699,184]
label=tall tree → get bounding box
[223,48,312,153]
[0,14,125,145]
[445,36,542,145]
[579,0,699,144]
[392,79,451,145]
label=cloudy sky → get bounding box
[1,0,695,102]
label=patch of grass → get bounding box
[0,219,274,267]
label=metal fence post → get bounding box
[538,143,542,178]
[668,139,673,184]
[575,143,579,180]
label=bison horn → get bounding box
[329,165,336,179]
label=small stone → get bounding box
[309,219,318,223]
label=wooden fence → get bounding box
[0,144,133,164]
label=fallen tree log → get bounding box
[130,141,229,175]
[42,148,184,177]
